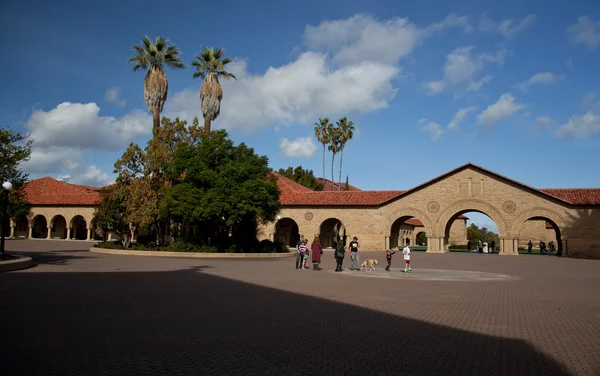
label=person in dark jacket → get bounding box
[334,240,345,272]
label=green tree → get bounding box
[314,118,332,187]
[467,223,482,243]
[0,127,32,224]
[327,123,341,191]
[93,186,133,248]
[162,130,281,250]
[192,47,236,132]
[128,36,185,131]
[277,166,323,191]
[416,232,427,245]
[336,117,355,191]
[344,175,349,191]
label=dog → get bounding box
[360,259,379,271]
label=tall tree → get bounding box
[277,166,323,191]
[128,36,185,132]
[314,118,331,187]
[192,47,236,132]
[327,123,341,191]
[337,117,355,191]
[0,127,32,223]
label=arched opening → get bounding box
[415,231,427,246]
[274,218,300,247]
[50,215,67,239]
[32,215,48,238]
[444,211,500,253]
[70,215,87,240]
[319,218,345,249]
[13,216,29,238]
[89,217,104,241]
[390,216,426,251]
[518,217,563,255]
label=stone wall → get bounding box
[518,220,557,247]
[448,218,467,246]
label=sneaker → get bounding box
[408,268,412,272]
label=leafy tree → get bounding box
[162,130,281,250]
[327,123,342,191]
[467,223,482,243]
[192,47,236,132]
[336,117,355,191]
[277,166,323,191]
[416,232,427,245]
[314,118,331,187]
[128,36,185,131]
[93,186,133,248]
[0,127,32,223]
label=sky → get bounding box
[2,0,600,232]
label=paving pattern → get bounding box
[334,268,515,281]
[1,240,599,376]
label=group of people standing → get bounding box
[295,234,413,273]
[467,240,496,253]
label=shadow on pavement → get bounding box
[8,249,94,266]
[0,267,572,376]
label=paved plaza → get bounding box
[1,240,599,375]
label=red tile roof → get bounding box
[24,177,102,206]
[316,178,362,191]
[538,189,600,205]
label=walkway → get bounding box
[1,240,599,375]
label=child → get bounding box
[385,248,397,271]
[403,241,412,273]
[299,240,310,269]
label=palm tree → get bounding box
[191,47,236,132]
[314,118,331,188]
[128,36,185,132]
[327,123,341,191]
[337,117,355,191]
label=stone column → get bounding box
[46,227,52,239]
[108,232,113,241]
[86,228,91,241]
[28,225,32,239]
[66,228,71,240]
[498,236,519,255]
[426,236,445,253]
[385,236,390,250]
[9,225,15,239]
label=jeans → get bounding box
[351,252,360,269]
[386,257,392,267]
[295,252,301,268]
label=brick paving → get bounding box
[1,240,599,375]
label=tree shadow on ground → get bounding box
[0,267,575,376]
[7,249,94,266]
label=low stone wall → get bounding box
[90,247,296,259]
[0,256,33,272]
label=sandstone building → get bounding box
[6,163,600,258]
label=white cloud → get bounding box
[568,16,600,50]
[517,72,563,91]
[582,92,600,112]
[64,163,114,186]
[535,116,554,126]
[166,53,399,133]
[303,13,472,66]
[425,46,504,94]
[479,14,536,39]
[555,112,600,139]
[25,102,152,151]
[104,86,126,107]
[22,147,83,174]
[421,121,443,141]
[448,106,476,131]
[476,93,526,126]
[279,136,318,157]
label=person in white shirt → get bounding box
[403,241,412,273]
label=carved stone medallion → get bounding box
[304,212,314,221]
[427,201,440,213]
[502,201,516,214]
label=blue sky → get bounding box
[2,0,600,231]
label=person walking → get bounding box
[334,240,345,272]
[299,239,310,269]
[527,240,533,253]
[311,236,323,270]
[489,240,495,254]
[295,234,305,269]
[385,247,397,271]
[348,236,360,270]
[403,240,412,273]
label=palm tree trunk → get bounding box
[153,108,160,131]
[331,153,336,191]
[322,144,326,190]
[339,148,343,191]
[204,116,211,132]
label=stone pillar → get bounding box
[498,237,519,255]
[270,233,275,242]
[385,236,390,250]
[28,225,32,239]
[108,232,113,241]
[86,228,91,241]
[426,236,445,253]
[9,225,15,239]
[66,228,71,240]
[46,227,51,239]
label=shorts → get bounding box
[303,254,309,260]
[405,259,410,263]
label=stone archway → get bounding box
[13,216,29,238]
[274,218,300,247]
[49,215,67,239]
[511,208,567,256]
[319,218,346,249]
[31,215,48,239]
[389,215,428,249]
[415,231,427,246]
[434,199,509,253]
[89,217,103,240]
[70,215,88,240]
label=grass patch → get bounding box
[94,239,290,254]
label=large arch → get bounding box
[510,208,567,255]
[49,215,67,239]
[31,215,48,239]
[89,217,104,240]
[70,215,88,240]
[319,218,346,249]
[385,207,433,235]
[389,215,428,249]
[274,217,300,247]
[13,216,29,238]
